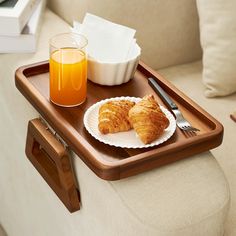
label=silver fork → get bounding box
[148,77,200,133]
[172,109,200,132]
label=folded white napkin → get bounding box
[72,13,136,62]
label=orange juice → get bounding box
[50,48,87,107]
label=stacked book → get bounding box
[0,0,45,53]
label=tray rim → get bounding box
[15,60,224,180]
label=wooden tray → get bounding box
[15,61,223,181]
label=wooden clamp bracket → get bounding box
[25,118,80,213]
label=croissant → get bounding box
[98,100,135,134]
[128,95,169,144]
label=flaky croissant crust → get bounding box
[129,95,169,144]
[98,100,135,134]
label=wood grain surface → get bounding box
[15,61,223,180]
[26,118,80,212]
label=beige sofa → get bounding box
[1,0,236,235]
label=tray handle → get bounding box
[25,118,80,213]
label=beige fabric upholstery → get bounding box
[196,0,236,97]
[71,152,229,236]
[0,225,7,236]
[48,0,202,70]
[0,8,230,236]
[159,61,236,164]
[159,61,236,235]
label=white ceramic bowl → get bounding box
[87,43,141,86]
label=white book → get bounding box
[0,0,40,36]
[0,0,45,53]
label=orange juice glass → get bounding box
[49,33,88,107]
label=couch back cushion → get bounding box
[48,0,202,70]
[197,0,236,97]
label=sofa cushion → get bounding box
[108,152,229,235]
[196,0,236,97]
[70,151,229,236]
[159,61,236,235]
[48,0,202,70]
[159,61,236,163]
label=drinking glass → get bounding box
[49,33,88,107]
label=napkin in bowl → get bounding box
[72,13,136,62]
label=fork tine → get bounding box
[177,124,200,132]
[192,127,200,132]
[183,129,197,137]
[186,126,200,132]
[172,109,200,133]
[183,126,200,132]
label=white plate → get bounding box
[83,97,176,148]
